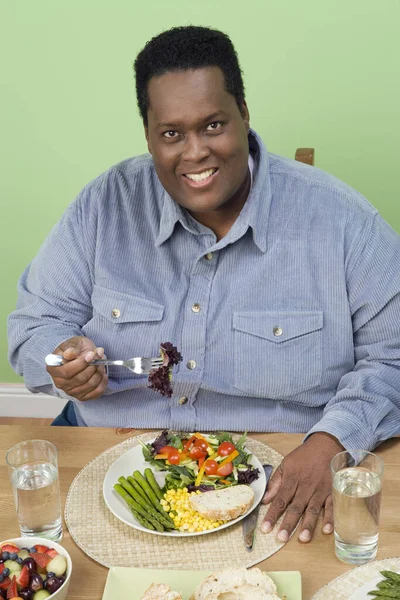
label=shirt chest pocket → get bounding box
[232,311,323,399]
[84,285,164,377]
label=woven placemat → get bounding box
[65,432,287,570]
[311,557,400,599]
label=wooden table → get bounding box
[0,426,398,600]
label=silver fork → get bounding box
[45,353,164,375]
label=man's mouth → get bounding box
[184,168,218,182]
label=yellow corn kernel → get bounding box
[162,488,227,533]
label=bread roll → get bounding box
[189,485,254,521]
[189,567,281,600]
[140,583,183,600]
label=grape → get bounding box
[22,557,37,574]
[19,589,33,600]
[45,576,63,594]
[30,572,44,591]
[58,575,66,585]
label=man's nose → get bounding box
[181,133,210,163]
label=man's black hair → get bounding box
[134,25,245,126]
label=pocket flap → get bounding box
[233,311,323,343]
[92,285,164,323]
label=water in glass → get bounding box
[11,461,62,540]
[333,465,381,564]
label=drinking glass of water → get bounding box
[331,450,384,565]
[6,440,62,541]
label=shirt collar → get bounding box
[155,128,271,252]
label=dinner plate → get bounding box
[103,439,266,536]
[311,558,400,600]
[101,567,302,600]
[348,567,400,600]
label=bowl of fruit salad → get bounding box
[0,537,71,600]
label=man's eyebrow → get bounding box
[156,111,227,129]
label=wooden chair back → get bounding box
[295,148,315,165]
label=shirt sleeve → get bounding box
[306,213,400,450]
[7,189,96,389]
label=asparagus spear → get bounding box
[130,509,155,530]
[145,467,164,501]
[118,477,139,501]
[127,475,149,503]
[113,483,165,532]
[367,571,400,599]
[378,581,400,590]
[382,573,400,585]
[369,597,400,600]
[133,470,174,524]
[368,590,400,598]
[117,478,174,529]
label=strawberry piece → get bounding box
[6,575,17,600]
[16,565,29,589]
[46,548,59,559]
[0,577,10,591]
[0,563,4,575]
[30,552,52,568]
[0,544,19,554]
[33,545,49,554]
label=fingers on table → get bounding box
[262,479,331,543]
[322,494,334,534]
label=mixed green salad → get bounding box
[141,430,260,491]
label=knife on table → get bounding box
[242,463,273,552]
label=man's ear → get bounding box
[241,101,250,133]
[145,127,152,154]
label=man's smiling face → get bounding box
[145,67,250,221]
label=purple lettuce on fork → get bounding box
[148,342,182,397]
[159,342,182,367]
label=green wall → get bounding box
[1,0,399,383]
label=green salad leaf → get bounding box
[142,430,257,491]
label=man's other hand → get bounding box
[46,336,108,401]
[260,432,344,543]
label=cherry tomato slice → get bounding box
[159,445,181,464]
[217,441,236,457]
[193,438,208,451]
[189,446,206,459]
[217,462,233,477]
[204,460,219,475]
[160,445,178,455]
[167,451,180,464]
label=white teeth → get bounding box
[185,168,216,182]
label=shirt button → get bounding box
[205,253,213,261]
[191,303,201,313]
[111,308,121,318]
[179,396,188,405]
[273,326,283,337]
[187,360,197,370]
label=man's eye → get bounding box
[163,131,178,139]
[206,121,222,131]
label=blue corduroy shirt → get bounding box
[8,130,400,448]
